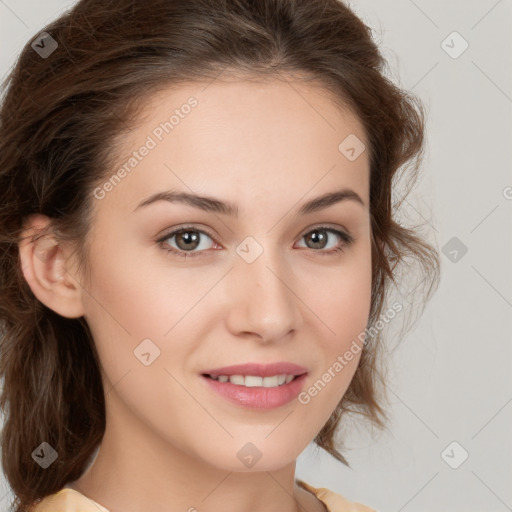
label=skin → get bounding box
[19,74,372,512]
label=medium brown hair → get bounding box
[0,0,440,510]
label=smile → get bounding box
[201,373,308,409]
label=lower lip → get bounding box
[201,374,308,409]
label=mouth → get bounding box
[199,363,309,409]
[201,373,308,409]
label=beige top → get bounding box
[29,480,376,512]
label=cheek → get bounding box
[80,235,223,396]
[79,245,194,425]
[300,249,372,407]
[82,233,207,340]
[308,251,373,346]
[79,240,171,386]
[298,271,370,419]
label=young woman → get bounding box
[0,0,440,511]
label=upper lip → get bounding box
[202,362,308,378]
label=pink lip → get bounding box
[202,373,308,409]
[202,362,308,378]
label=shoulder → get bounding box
[297,479,378,512]
[28,487,110,512]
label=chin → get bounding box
[196,439,303,473]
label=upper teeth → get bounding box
[210,374,296,387]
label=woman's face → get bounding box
[78,75,372,472]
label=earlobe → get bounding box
[18,214,85,319]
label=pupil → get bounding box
[308,230,326,249]
[178,231,199,250]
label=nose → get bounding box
[224,245,303,344]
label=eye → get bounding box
[156,225,355,260]
[157,226,219,260]
[296,226,354,255]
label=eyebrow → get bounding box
[132,188,365,216]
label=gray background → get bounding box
[1,1,511,511]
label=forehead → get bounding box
[97,74,370,216]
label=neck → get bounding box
[68,395,321,512]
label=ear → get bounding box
[18,213,85,318]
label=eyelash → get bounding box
[157,224,355,260]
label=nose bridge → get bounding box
[227,241,301,341]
